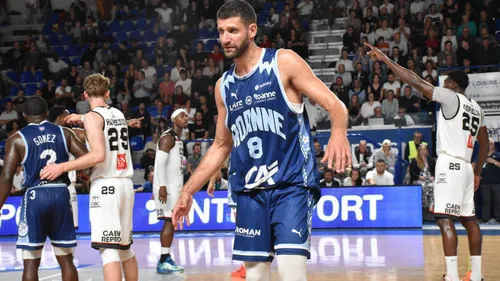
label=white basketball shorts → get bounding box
[68,183,78,229]
[433,153,475,219]
[89,178,134,250]
[153,185,181,220]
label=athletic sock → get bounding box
[470,256,482,281]
[160,247,170,263]
[445,256,459,281]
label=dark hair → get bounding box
[179,69,187,75]
[351,168,363,186]
[22,96,48,116]
[217,0,256,25]
[376,159,386,164]
[48,105,68,122]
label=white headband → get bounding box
[171,108,188,121]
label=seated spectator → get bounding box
[441,28,458,52]
[343,168,366,186]
[155,2,173,31]
[352,48,370,78]
[334,64,352,87]
[389,46,406,67]
[349,80,366,104]
[6,120,21,138]
[175,70,193,96]
[364,1,379,17]
[337,50,354,72]
[141,59,157,85]
[373,139,397,174]
[375,36,390,55]
[405,131,427,161]
[186,144,202,179]
[399,86,420,113]
[304,97,329,131]
[368,74,383,101]
[477,9,496,35]
[130,103,152,137]
[0,102,19,133]
[211,169,229,190]
[187,111,209,155]
[410,0,424,15]
[421,61,438,81]
[55,78,75,109]
[159,72,175,103]
[424,4,443,24]
[381,90,399,122]
[320,170,342,187]
[140,149,155,180]
[366,159,394,185]
[345,11,362,33]
[172,86,189,107]
[12,90,26,108]
[352,140,373,176]
[367,106,387,125]
[330,77,349,106]
[78,61,96,81]
[438,41,457,66]
[425,28,440,54]
[476,38,498,72]
[133,71,154,106]
[389,33,407,57]
[375,19,394,42]
[360,92,382,119]
[393,107,415,126]
[409,143,435,184]
[342,26,357,53]
[456,40,474,67]
[349,94,363,126]
[203,58,219,80]
[457,14,477,38]
[143,131,159,153]
[360,23,376,45]
[191,68,212,95]
[135,171,154,193]
[47,54,69,80]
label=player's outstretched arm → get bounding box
[156,134,175,204]
[40,112,105,181]
[474,126,490,190]
[365,43,435,100]
[62,127,88,158]
[0,135,21,208]
[172,79,233,230]
[277,49,351,172]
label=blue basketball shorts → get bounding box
[232,186,313,262]
[17,186,77,250]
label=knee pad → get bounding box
[119,248,135,262]
[99,248,121,265]
[22,249,42,260]
[53,246,73,256]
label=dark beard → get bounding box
[224,37,250,59]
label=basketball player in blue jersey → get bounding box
[172,1,351,280]
[0,97,88,281]
[366,43,489,281]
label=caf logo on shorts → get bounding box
[90,196,101,208]
[437,173,447,184]
[18,221,28,237]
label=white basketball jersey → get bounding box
[437,93,483,162]
[89,107,133,180]
[68,154,76,183]
[153,129,186,191]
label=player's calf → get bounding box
[277,255,307,281]
[157,219,184,274]
[54,248,78,281]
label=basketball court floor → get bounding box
[0,226,499,281]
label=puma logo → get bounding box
[292,229,303,238]
[231,90,238,99]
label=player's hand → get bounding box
[207,180,215,197]
[159,186,167,204]
[40,164,64,181]
[127,117,144,128]
[365,42,387,61]
[321,130,351,173]
[474,175,481,191]
[172,191,193,230]
[64,114,84,125]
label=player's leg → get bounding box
[89,179,124,281]
[49,186,78,281]
[17,188,48,281]
[229,207,246,278]
[433,156,464,281]
[460,167,483,281]
[271,187,312,281]
[119,179,138,281]
[233,190,273,281]
[154,189,183,273]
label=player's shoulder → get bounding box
[433,86,456,96]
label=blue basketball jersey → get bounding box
[220,48,318,194]
[18,121,70,188]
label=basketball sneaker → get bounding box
[231,264,246,278]
[156,256,184,274]
[461,271,484,281]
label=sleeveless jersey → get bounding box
[90,107,133,180]
[220,48,318,194]
[437,92,483,162]
[153,129,185,191]
[19,121,69,188]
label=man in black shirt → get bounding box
[191,68,212,95]
[399,86,419,113]
[481,138,500,224]
[189,111,208,140]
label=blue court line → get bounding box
[0,264,93,273]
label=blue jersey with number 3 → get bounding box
[18,121,70,188]
[220,48,319,194]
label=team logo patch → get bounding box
[38,126,45,132]
[245,96,253,105]
[437,173,447,184]
[117,153,127,170]
[467,134,473,149]
[90,196,101,208]
[18,221,28,237]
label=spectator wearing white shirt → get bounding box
[363,0,379,18]
[170,59,184,82]
[375,19,394,42]
[297,0,314,18]
[265,7,279,27]
[393,107,415,126]
[382,73,401,98]
[335,64,352,87]
[175,69,192,96]
[373,139,398,175]
[304,97,329,130]
[47,55,69,79]
[441,28,458,52]
[155,2,173,31]
[394,18,411,41]
[0,102,19,131]
[424,4,443,24]
[133,71,154,105]
[424,0,443,11]
[410,0,424,15]
[360,92,382,119]
[379,0,394,15]
[343,168,367,186]
[337,50,354,72]
[141,59,157,85]
[55,78,74,108]
[366,159,395,185]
